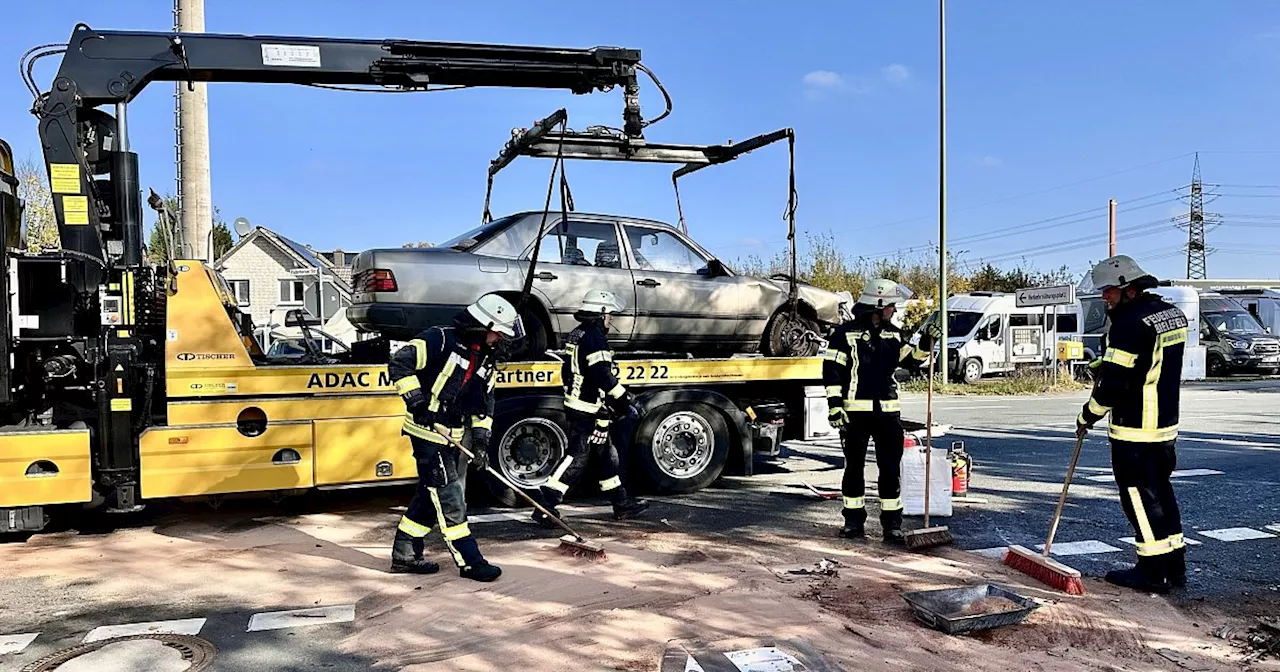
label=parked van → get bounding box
[1198,292,1280,376]
[917,292,1083,384]
[1216,288,1280,337]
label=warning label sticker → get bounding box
[50,164,80,194]
[62,195,90,225]
[262,44,322,68]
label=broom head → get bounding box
[902,525,954,551]
[1003,544,1086,595]
[557,534,607,561]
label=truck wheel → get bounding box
[486,408,567,507]
[633,402,730,494]
[1207,354,1228,378]
[962,358,983,384]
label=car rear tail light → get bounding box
[360,269,398,293]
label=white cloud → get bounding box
[881,63,912,85]
[978,155,1004,168]
[803,70,846,89]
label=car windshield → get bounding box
[924,310,984,337]
[436,214,528,254]
[1207,310,1265,335]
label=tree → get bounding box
[16,158,59,252]
[146,194,233,264]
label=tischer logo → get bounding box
[176,352,237,362]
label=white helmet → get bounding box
[1090,255,1156,292]
[857,278,913,308]
[580,289,625,315]
[466,294,525,339]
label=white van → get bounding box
[919,292,1083,384]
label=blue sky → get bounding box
[4,1,1280,281]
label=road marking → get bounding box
[1266,524,1280,534]
[1084,468,1224,483]
[247,605,355,633]
[0,633,39,655]
[1034,540,1123,556]
[1198,527,1277,542]
[967,547,1008,559]
[83,618,206,643]
[469,504,614,524]
[1119,536,1202,547]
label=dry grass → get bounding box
[901,369,1090,396]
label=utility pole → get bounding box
[1108,198,1116,257]
[938,0,949,385]
[1174,153,1219,280]
[175,0,213,261]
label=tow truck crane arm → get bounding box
[31,24,645,266]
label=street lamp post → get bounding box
[938,0,949,385]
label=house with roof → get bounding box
[215,226,356,351]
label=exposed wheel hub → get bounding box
[652,412,714,479]
[498,418,565,488]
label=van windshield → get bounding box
[925,310,984,337]
[1207,310,1265,335]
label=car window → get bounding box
[467,215,541,259]
[530,220,624,269]
[624,227,706,274]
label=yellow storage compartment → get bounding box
[1057,340,1084,362]
[314,417,415,486]
[0,429,92,506]
[139,422,314,498]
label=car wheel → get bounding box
[509,307,550,361]
[485,407,568,507]
[962,358,983,384]
[763,309,822,357]
[633,402,730,494]
[1207,354,1228,378]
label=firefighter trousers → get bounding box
[540,409,626,507]
[396,434,486,570]
[840,411,905,524]
[1112,438,1185,559]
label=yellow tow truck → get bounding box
[2,26,841,532]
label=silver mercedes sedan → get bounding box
[348,212,847,357]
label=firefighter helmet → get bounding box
[580,289,625,315]
[1090,255,1157,292]
[857,278,913,308]
[466,294,525,339]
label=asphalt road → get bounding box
[1,380,1277,670]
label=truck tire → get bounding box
[633,401,730,494]
[485,406,568,507]
[961,358,983,384]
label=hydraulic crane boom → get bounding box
[31,24,645,267]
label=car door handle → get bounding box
[636,278,661,288]
[534,271,557,281]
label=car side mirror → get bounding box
[702,259,727,278]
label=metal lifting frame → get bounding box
[484,116,800,307]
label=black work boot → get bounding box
[454,537,502,582]
[389,530,440,575]
[881,510,905,546]
[839,507,867,539]
[1105,556,1172,594]
[611,488,650,520]
[1167,547,1187,588]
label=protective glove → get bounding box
[588,426,610,446]
[607,390,635,418]
[828,406,848,429]
[1075,412,1094,439]
[919,323,943,350]
[469,428,491,472]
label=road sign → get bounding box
[1015,284,1076,308]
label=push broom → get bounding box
[903,340,954,551]
[434,424,608,561]
[1002,431,1086,595]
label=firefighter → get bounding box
[822,279,941,544]
[1076,255,1188,593]
[533,289,649,526]
[386,294,524,582]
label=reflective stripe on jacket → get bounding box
[562,320,626,414]
[387,326,496,438]
[822,314,929,414]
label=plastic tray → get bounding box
[899,583,1039,635]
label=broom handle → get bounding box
[433,424,587,542]
[1044,433,1085,557]
[923,346,934,527]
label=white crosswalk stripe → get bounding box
[1033,540,1123,556]
[247,605,355,633]
[1197,527,1277,542]
[83,617,206,643]
[0,633,39,655]
[1084,468,1224,483]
